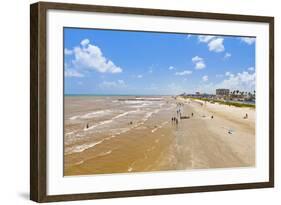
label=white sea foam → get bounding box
[151,127,158,133]
[65,131,74,136]
[69,140,104,153]
[129,104,148,108]
[91,108,158,136]
[69,115,79,120]
[84,119,113,131]
[136,126,146,130]
[84,110,141,131]
[159,102,165,107]
[123,100,145,104]
[135,97,163,101]
[97,150,112,157]
[70,109,113,120]
[151,121,168,133]
[65,133,86,146]
[112,110,139,120]
[75,160,84,165]
[67,134,118,154]
[143,109,160,120]
[81,109,112,119]
[115,128,130,135]
[66,109,169,155]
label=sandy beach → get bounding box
[64,96,255,176]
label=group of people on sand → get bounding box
[171,103,184,126]
[171,117,179,125]
[176,103,184,116]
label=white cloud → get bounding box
[208,38,224,52]
[198,69,256,94]
[169,66,175,70]
[225,71,232,77]
[137,74,143,78]
[202,75,208,82]
[224,52,231,59]
[217,71,255,91]
[70,39,122,74]
[241,37,255,45]
[80,39,90,47]
[198,36,225,53]
[64,70,84,78]
[175,70,192,76]
[99,80,126,88]
[192,56,203,63]
[248,67,255,71]
[64,48,73,55]
[198,35,216,43]
[195,61,206,69]
[192,56,206,70]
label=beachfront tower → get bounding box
[216,89,230,98]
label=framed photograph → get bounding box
[30,1,274,202]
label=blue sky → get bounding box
[64,28,256,95]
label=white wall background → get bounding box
[0,0,279,204]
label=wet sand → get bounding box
[64,96,255,176]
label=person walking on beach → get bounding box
[86,123,89,129]
[191,112,194,117]
[175,118,178,126]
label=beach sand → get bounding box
[64,96,255,176]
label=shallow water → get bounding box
[64,96,177,175]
